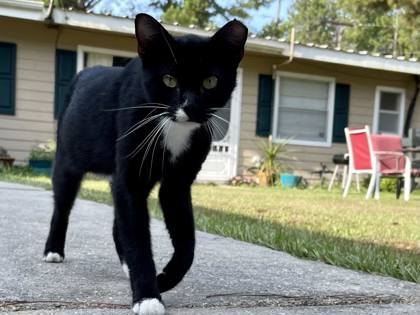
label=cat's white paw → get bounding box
[43,252,64,263]
[132,299,165,315]
[122,263,130,278]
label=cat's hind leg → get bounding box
[44,158,83,262]
[113,218,130,278]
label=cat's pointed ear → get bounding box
[134,13,175,61]
[211,20,248,64]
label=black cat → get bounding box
[43,13,247,315]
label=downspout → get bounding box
[44,0,55,25]
[404,75,420,136]
[272,27,295,78]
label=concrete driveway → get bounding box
[0,181,419,314]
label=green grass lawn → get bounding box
[1,166,419,283]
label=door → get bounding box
[197,69,242,182]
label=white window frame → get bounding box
[76,45,137,72]
[372,86,405,136]
[272,71,336,147]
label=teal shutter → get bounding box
[0,42,16,115]
[333,83,350,143]
[55,49,76,118]
[256,74,273,137]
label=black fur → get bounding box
[44,13,247,308]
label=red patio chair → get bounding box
[343,126,377,199]
[371,134,412,201]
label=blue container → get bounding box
[29,160,52,175]
[280,173,301,188]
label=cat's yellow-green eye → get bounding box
[203,76,218,89]
[163,74,177,88]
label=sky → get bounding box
[93,0,293,33]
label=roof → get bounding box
[1,0,420,75]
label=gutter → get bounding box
[50,9,284,56]
[45,0,54,21]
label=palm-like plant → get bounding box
[257,136,292,186]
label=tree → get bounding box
[260,0,420,58]
[46,0,100,10]
[150,0,273,28]
[260,0,339,45]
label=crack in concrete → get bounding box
[1,294,415,312]
[0,301,129,312]
[197,293,414,308]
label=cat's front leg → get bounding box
[157,178,195,293]
[112,175,165,315]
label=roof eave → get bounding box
[282,44,420,75]
[0,0,44,20]
[51,9,284,55]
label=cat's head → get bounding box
[134,13,248,124]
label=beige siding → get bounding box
[0,18,137,164]
[237,54,417,176]
[0,18,56,164]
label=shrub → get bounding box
[29,140,56,161]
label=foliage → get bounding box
[250,136,292,186]
[363,176,399,193]
[260,0,420,58]
[151,0,273,28]
[59,0,273,28]
[29,140,56,161]
[44,0,100,10]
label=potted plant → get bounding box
[0,147,14,168]
[280,172,302,188]
[28,140,56,175]
[251,136,292,186]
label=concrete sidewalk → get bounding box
[0,181,419,314]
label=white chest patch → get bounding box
[162,120,200,162]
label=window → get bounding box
[0,42,16,115]
[373,86,405,135]
[55,50,76,118]
[77,45,136,72]
[272,72,335,147]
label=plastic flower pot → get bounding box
[280,173,301,188]
[29,160,52,175]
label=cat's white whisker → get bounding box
[139,119,168,177]
[208,107,230,110]
[148,118,170,179]
[103,105,168,112]
[117,112,167,141]
[209,122,217,141]
[136,121,164,173]
[209,113,230,125]
[126,119,166,159]
[204,122,214,142]
[161,120,172,173]
[128,122,163,159]
[208,118,225,139]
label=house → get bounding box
[1,0,420,182]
